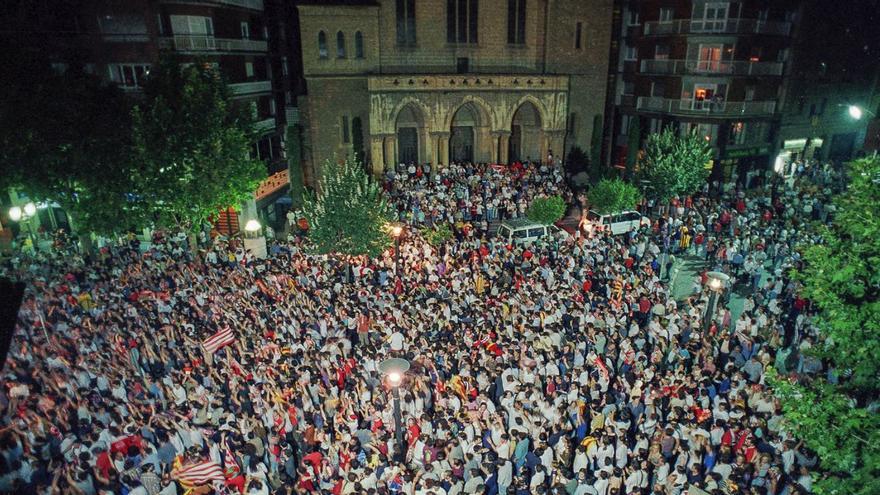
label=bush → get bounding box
[420,224,453,247]
[526,195,567,225]
[588,178,642,214]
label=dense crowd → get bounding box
[0,159,842,495]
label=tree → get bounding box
[526,195,567,225]
[771,157,880,495]
[639,128,711,202]
[587,178,642,214]
[419,223,453,247]
[130,58,266,235]
[625,117,641,180]
[287,123,306,208]
[0,53,140,239]
[302,156,393,257]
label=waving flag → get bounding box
[594,356,610,382]
[203,326,235,354]
[173,458,225,488]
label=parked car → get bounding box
[497,218,569,244]
[581,210,650,236]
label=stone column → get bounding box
[547,130,566,165]
[370,136,385,177]
[489,132,500,164]
[384,134,397,171]
[432,132,451,168]
[498,131,512,164]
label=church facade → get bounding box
[296,0,613,181]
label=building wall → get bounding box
[297,0,613,182]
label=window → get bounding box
[355,31,364,58]
[341,115,350,143]
[528,227,545,238]
[282,57,289,76]
[513,228,528,239]
[623,81,635,95]
[318,31,327,58]
[624,44,637,60]
[628,10,639,26]
[169,15,213,36]
[396,0,416,46]
[695,2,728,32]
[729,122,746,145]
[744,86,755,101]
[651,82,666,97]
[447,0,478,44]
[241,21,250,39]
[507,0,526,45]
[245,61,254,78]
[749,46,762,62]
[108,63,151,89]
[336,31,346,58]
[696,44,723,72]
[269,99,276,116]
[659,8,673,22]
[654,44,670,60]
[98,14,147,35]
[574,22,582,49]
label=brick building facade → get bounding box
[295,0,614,181]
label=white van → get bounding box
[497,219,568,244]
[581,210,650,236]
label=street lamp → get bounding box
[8,202,38,250]
[849,105,864,120]
[378,357,410,462]
[242,219,268,259]
[389,224,404,277]
[702,271,730,334]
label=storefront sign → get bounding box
[724,146,770,159]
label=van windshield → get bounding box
[499,226,511,238]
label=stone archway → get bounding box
[395,103,426,167]
[510,100,544,163]
[449,101,492,163]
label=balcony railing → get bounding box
[254,117,276,133]
[285,106,300,125]
[640,59,784,76]
[230,80,271,95]
[158,36,267,52]
[636,97,776,116]
[160,0,263,9]
[643,18,792,36]
[376,54,542,74]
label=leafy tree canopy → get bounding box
[0,53,140,235]
[526,195,567,225]
[588,178,642,214]
[302,156,393,257]
[131,58,266,233]
[639,128,712,202]
[771,157,880,495]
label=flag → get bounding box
[594,356,610,382]
[203,327,235,354]
[223,440,240,478]
[173,459,225,486]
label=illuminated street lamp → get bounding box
[8,202,38,249]
[389,224,404,277]
[242,219,267,259]
[378,357,410,462]
[703,271,730,333]
[849,105,864,120]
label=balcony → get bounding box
[159,0,263,9]
[285,106,300,126]
[254,117,276,133]
[230,80,272,95]
[640,59,784,76]
[643,18,792,36]
[158,35,267,52]
[636,97,776,117]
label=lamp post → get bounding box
[243,219,268,259]
[9,202,38,251]
[390,224,404,277]
[703,271,730,334]
[378,357,410,462]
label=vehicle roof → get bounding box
[588,209,639,216]
[499,218,545,229]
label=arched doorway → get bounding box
[510,101,543,163]
[395,104,425,166]
[449,103,477,163]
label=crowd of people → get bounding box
[0,158,842,495]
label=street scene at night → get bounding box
[0,1,878,495]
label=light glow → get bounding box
[8,206,22,222]
[244,219,262,232]
[387,372,402,386]
[23,202,36,217]
[849,105,863,120]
